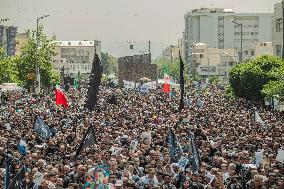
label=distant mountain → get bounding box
[101,41,165,60]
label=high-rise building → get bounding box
[183,8,272,75]
[0,25,17,56]
[272,1,284,57]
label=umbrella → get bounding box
[139,77,151,82]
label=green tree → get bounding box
[0,48,20,84]
[229,55,284,100]
[17,26,58,89]
[153,57,188,82]
[261,79,284,99]
[101,52,118,75]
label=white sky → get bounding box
[0,0,280,57]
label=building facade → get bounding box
[191,43,237,81]
[184,8,273,76]
[0,25,17,56]
[162,39,183,60]
[162,45,181,60]
[273,1,284,57]
[51,40,101,77]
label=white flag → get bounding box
[255,111,264,124]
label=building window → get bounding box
[200,54,203,58]
[251,51,255,56]
[276,18,282,32]
[245,51,248,56]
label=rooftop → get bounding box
[191,8,234,14]
[53,40,99,47]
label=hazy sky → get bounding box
[0,0,280,56]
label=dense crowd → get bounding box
[0,82,284,189]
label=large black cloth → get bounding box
[85,53,103,111]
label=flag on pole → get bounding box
[85,52,103,111]
[55,88,68,108]
[179,51,185,112]
[74,78,79,89]
[34,116,52,140]
[8,166,26,189]
[189,133,201,173]
[163,74,171,93]
[76,125,96,157]
[168,129,183,162]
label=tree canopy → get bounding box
[0,48,20,84]
[0,26,60,90]
[17,26,59,89]
[229,55,284,100]
[153,57,189,82]
[101,52,118,75]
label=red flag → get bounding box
[55,88,68,108]
[163,84,170,93]
[163,74,170,93]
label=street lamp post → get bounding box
[225,53,239,64]
[232,20,243,63]
[35,15,49,94]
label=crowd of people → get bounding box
[0,81,284,189]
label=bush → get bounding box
[229,55,284,100]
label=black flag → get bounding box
[179,51,185,112]
[168,129,183,162]
[75,125,96,157]
[85,52,103,111]
[8,166,26,189]
[189,133,201,173]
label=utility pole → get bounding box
[35,15,49,95]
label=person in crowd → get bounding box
[0,81,283,189]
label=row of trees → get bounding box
[229,55,284,100]
[0,26,60,89]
